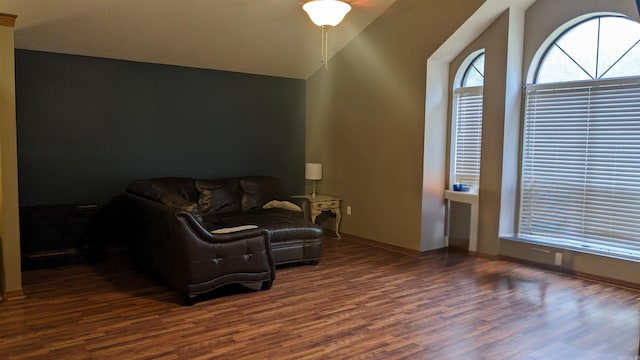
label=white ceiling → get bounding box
[1,0,397,79]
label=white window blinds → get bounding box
[519,79,640,260]
[452,86,483,187]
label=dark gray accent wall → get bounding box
[15,50,306,206]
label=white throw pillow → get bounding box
[211,225,258,234]
[262,200,302,212]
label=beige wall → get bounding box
[447,10,511,255]
[306,0,486,251]
[444,5,528,255]
[305,0,531,251]
[307,0,640,285]
[0,13,23,299]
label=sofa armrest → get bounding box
[176,211,269,244]
[119,192,275,296]
[174,212,276,291]
[287,197,311,222]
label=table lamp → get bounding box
[305,162,322,198]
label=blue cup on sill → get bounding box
[453,183,470,192]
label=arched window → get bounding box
[535,16,640,83]
[450,52,484,189]
[519,15,640,260]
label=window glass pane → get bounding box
[453,90,483,187]
[598,17,640,78]
[556,18,599,78]
[461,54,485,87]
[472,54,484,75]
[463,68,483,87]
[603,42,640,79]
[537,45,592,83]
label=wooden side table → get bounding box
[292,194,342,238]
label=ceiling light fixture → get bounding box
[302,0,351,69]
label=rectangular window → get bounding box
[520,79,640,261]
[451,86,483,188]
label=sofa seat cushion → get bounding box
[264,221,323,243]
[203,209,322,243]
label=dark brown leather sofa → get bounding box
[116,176,323,303]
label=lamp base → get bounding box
[311,181,317,198]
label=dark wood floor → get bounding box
[1,236,639,359]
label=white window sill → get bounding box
[501,236,640,263]
[444,189,478,205]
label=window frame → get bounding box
[449,51,485,190]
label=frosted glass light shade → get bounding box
[302,0,351,27]
[305,163,323,180]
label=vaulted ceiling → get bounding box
[2,0,398,79]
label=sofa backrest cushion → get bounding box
[240,176,287,211]
[127,178,202,222]
[195,178,242,215]
[127,177,198,203]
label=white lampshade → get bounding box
[302,0,352,27]
[305,162,323,180]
